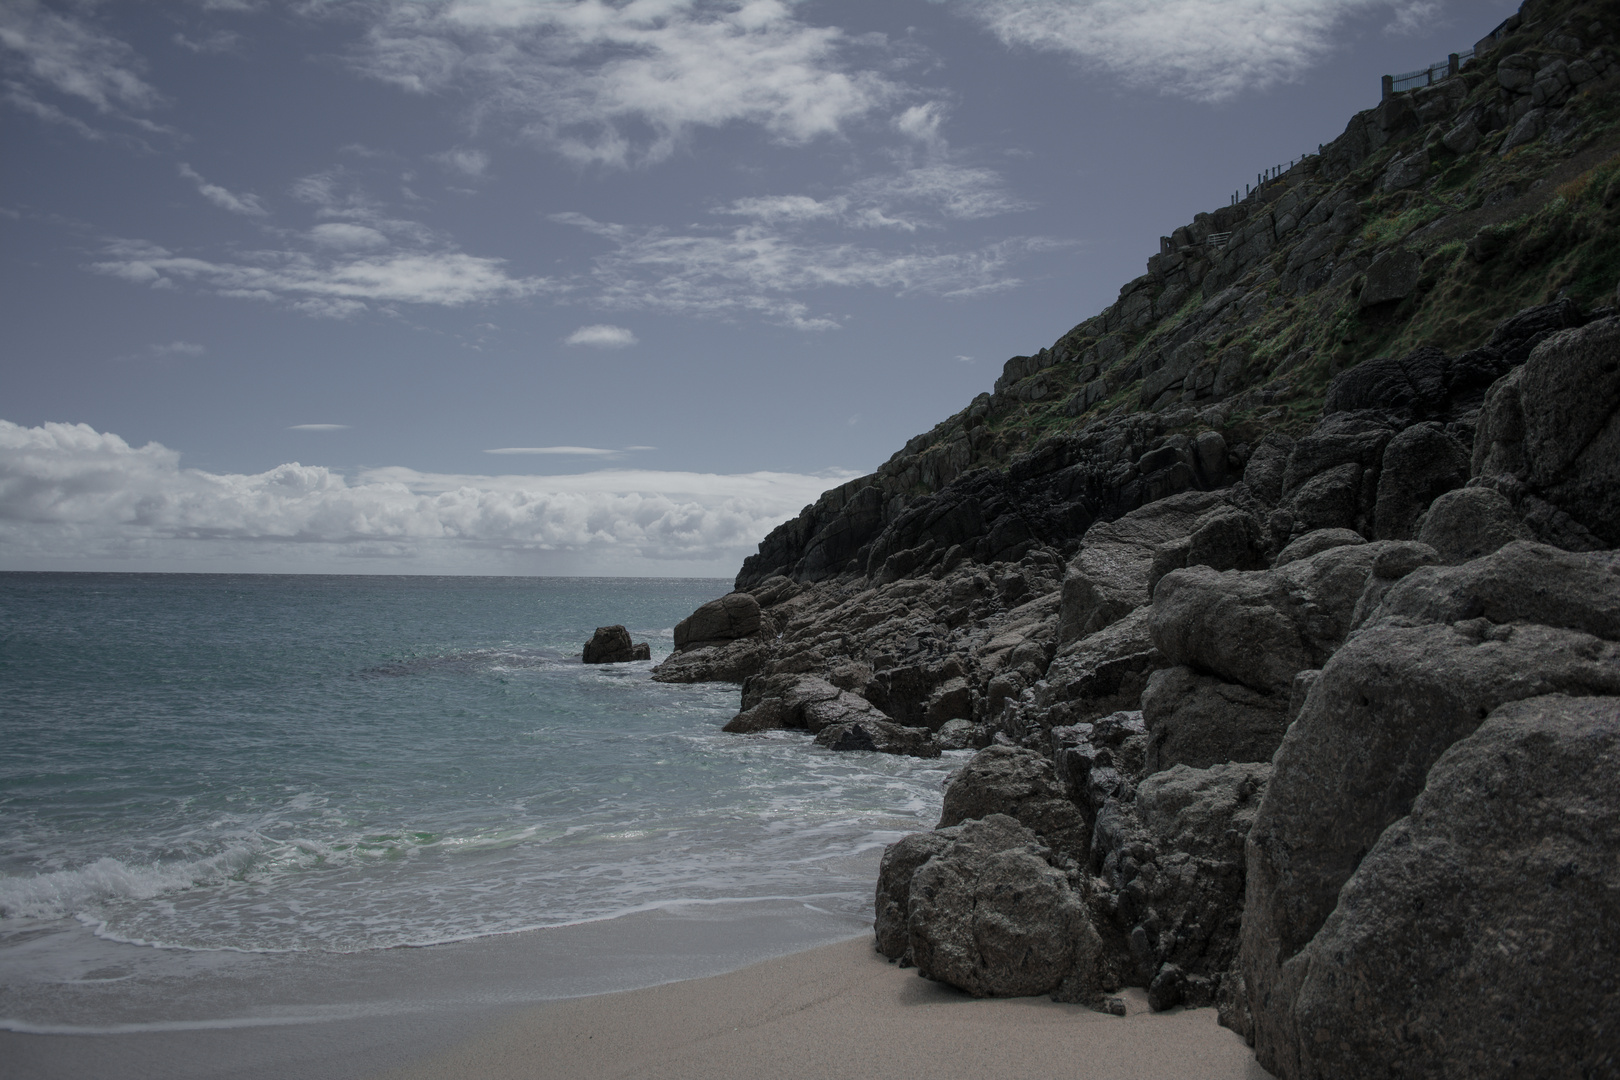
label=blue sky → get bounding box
[0,0,1518,574]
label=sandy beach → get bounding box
[375,936,1272,1080]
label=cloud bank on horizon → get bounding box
[0,421,847,574]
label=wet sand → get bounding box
[373,936,1273,1080]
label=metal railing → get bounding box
[1383,48,1475,98]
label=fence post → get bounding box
[1449,53,1460,76]
[1381,74,1394,100]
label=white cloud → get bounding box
[720,163,1029,232]
[0,0,159,114]
[91,242,558,314]
[288,424,349,431]
[485,446,622,456]
[309,223,390,249]
[151,340,205,357]
[565,324,638,348]
[943,0,1436,101]
[554,210,1060,330]
[179,164,268,217]
[173,30,240,54]
[0,419,855,573]
[433,148,490,177]
[1384,1,1442,36]
[348,0,902,167]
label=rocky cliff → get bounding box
[655,1,1620,1075]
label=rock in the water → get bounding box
[1415,485,1534,564]
[813,716,940,758]
[1141,666,1288,774]
[937,745,1089,859]
[582,625,651,664]
[1287,694,1620,1080]
[674,591,762,648]
[906,815,1105,1001]
[652,638,766,683]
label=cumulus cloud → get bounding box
[179,164,268,217]
[348,0,901,167]
[943,0,1438,101]
[554,210,1060,330]
[0,420,855,573]
[565,324,638,348]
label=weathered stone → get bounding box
[938,745,1089,859]
[1359,249,1422,306]
[1372,541,1620,640]
[1373,422,1471,540]
[1141,666,1289,774]
[1415,486,1535,564]
[1151,541,1425,694]
[674,591,762,648]
[653,638,767,683]
[1322,346,1446,416]
[1242,434,1296,506]
[874,829,956,962]
[1473,317,1620,546]
[1273,528,1365,567]
[813,716,941,758]
[1059,491,1234,644]
[1285,694,1620,1080]
[1242,623,1620,1077]
[1039,606,1164,724]
[907,815,1105,1001]
[582,625,651,664]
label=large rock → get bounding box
[1090,762,1270,1001]
[1273,528,1364,567]
[674,591,762,648]
[1372,541,1620,639]
[873,829,956,962]
[1415,485,1534,564]
[1472,316,1620,546]
[582,625,651,664]
[1357,249,1422,306]
[652,638,767,683]
[1037,605,1165,725]
[1372,421,1470,540]
[937,745,1089,859]
[906,815,1105,1001]
[1241,620,1620,1076]
[1140,666,1288,774]
[1150,540,1433,695]
[1282,694,1620,1080]
[814,716,941,758]
[1059,491,1248,644]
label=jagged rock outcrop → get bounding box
[581,625,651,664]
[652,591,768,683]
[1285,693,1620,1080]
[661,0,1620,1059]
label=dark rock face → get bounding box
[812,716,940,758]
[582,625,651,664]
[674,592,762,648]
[1472,316,1620,547]
[1372,422,1470,540]
[1284,694,1620,1080]
[1241,544,1620,1077]
[905,815,1105,1001]
[1416,485,1534,563]
[873,829,956,962]
[1140,667,1288,774]
[937,746,1088,860]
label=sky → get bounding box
[0,0,1520,576]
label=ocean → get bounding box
[0,574,954,1043]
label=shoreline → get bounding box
[372,936,1271,1080]
[1,900,871,1080]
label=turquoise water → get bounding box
[0,574,950,1016]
